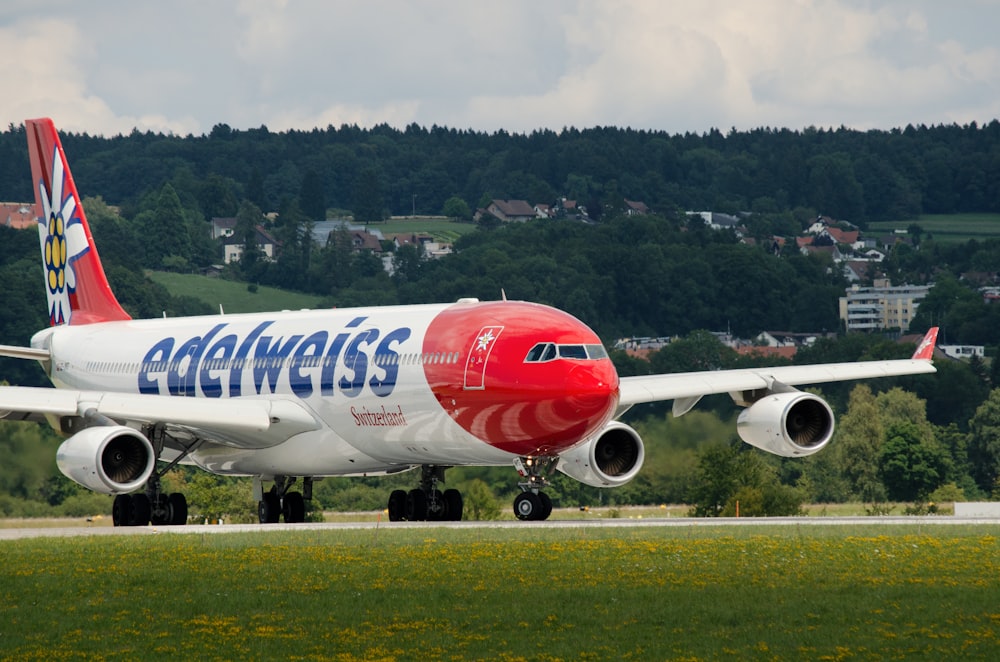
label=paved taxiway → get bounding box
[2,516,999,540]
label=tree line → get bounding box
[2,120,1000,227]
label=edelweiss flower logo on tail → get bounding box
[38,147,89,325]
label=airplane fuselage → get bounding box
[34,299,620,477]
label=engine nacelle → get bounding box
[56,426,156,494]
[737,391,834,457]
[557,421,645,487]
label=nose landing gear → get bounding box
[512,456,557,521]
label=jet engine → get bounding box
[557,421,645,487]
[736,391,834,457]
[56,426,156,494]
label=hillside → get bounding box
[145,271,325,314]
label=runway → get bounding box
[3,515,1000,540]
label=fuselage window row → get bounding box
[87,351,465,375]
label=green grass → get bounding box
[2,525,998,660]
[868,213,1000,243]
[147,271,325,314]
[369,217,478,244]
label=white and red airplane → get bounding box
[0,118,938,526]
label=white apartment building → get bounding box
[838,279,930,332]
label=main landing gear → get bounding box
[111,425,193,527]
[386,465,464,522]
[256,476,313,524]
[512,456,557,521]
[111,476,188,527]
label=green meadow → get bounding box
[868,213,1000,243]
[2,525,999,660]
[146,270,325,313]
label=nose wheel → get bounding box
[513,491,553,521]
[513,456,557,521]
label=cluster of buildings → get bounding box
[475,197,651,223]
[210,217,453,274]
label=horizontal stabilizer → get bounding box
[0,344,50,361]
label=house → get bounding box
[825,227,860,245]
[624,199,650,216]
[534,203,553,219]
[687,211,741,231]
[806,215,836,234]
[557,198,588,220]
[1,202,38,229]
[350,230,383,254]
[222,224,279,263]
[939,345,986,361]
[843,260,881,283]
[483,199,536,223]
[613,336,672,360]
[210,217,237,239]
[387,233,434,250]
[754,331,824,348]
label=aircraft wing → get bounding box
[618,327,939,416]
[0,385,321,449]
[619,358,936,411]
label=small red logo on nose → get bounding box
[464,325,503,390]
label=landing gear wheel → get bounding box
[258,491,281,524]
[129,493,151,526]
[150,493,171,525]
[387,490,407,521]
[444,488,463,521]
[112,494,131,527]
[283,491,306,523]
[538,492,553,520]
[405,489,427,521]
[168,492,188,525]
[514,492,542,521]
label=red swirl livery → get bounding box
[0,118,938,526]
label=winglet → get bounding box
[26,118,130,326]
[912,327,938,360]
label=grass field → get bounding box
[868,213,1000,243]
[146,271,326,313]
[372,217,478,244]
[2,525,998,660]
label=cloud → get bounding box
[0,1,997,135]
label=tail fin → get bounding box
[912,327,938,360]
[26,118,130,326]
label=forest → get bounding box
[1,119,999,225]
[2,119,1000,520]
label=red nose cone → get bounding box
[423,301,619,456]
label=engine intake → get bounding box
[56,426,156,494]
[557,421,645,487]
[736,391,834,457]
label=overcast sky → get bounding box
[2,1,998,137]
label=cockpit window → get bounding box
[525,342,559,362]
[525,342,608,363]
[558,345,588,359]
[586,344,609,359]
